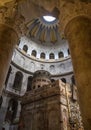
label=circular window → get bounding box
[43,16,56,22]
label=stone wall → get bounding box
[20,80,69,130]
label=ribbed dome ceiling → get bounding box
[27,16,60,44]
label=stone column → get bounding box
[58,1,91,129]
[65,16,91,130]
[0,24,18,95]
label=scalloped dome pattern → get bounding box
[27,16,59,43]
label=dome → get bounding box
[12,15,71,76]
[27,16,59,44]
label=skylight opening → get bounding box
[43,16,56,22]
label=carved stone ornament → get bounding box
[58,0,91,32]
[0,0,28,37]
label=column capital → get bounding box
[0,0,27,37]
[58,0,91,33]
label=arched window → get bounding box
[0,96,3,108]
[40,52,45,59]
[49,53,55,59]
[58,51,64,58]
[61,78,66,83]
[71,75,77,101]
[27,76,32,91]
[17,39,20,46]
[23,45,28,53]
[13,71,23,91]
[5,99,18,123]
[5,66,12,86]
[31,50,37,57]
[68,49,70,55]
[71,75,75,85]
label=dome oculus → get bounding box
[43,16,56,22]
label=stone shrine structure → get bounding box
[19,70,83,130]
